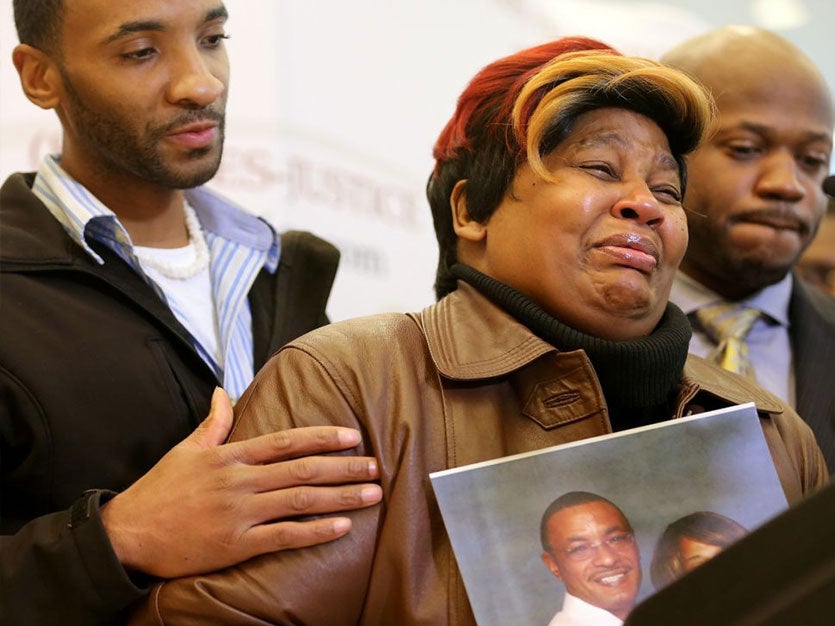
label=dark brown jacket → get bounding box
[0,173,339,625]
[136,282,827,626]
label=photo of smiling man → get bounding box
[540,492,642,626]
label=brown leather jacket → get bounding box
[133,283,827,626]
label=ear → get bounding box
[541,551,563,582]
[12,44,63,110]
[450,179,487,243]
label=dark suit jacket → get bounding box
[790,275,835,471]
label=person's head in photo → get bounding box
[540,491,642,621]
[650,510,748,589]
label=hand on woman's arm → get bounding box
[102,388,382,578]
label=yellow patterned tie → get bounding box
[696,304,761,380]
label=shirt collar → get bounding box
[555,593,623,626]
[671,270,792,327]
[186,186,279,272]
[32,154,129,264]
[32,154,279,272]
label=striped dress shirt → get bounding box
[31,154,280,400]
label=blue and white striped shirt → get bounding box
[32,154,280,401]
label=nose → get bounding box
[591,541,620,566]
[166,47,227,108]
[610,183,665,227]
[754,150,805,202]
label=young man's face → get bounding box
[53,0,230,191]
[541,501,642,620]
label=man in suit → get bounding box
[662,26,835,469]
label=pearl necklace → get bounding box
[134,203,210,280]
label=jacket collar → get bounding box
[419,281,785,416]
[1,173,217,379]
[682,354,783,414]
[0,173,91,266]
[417,282,556,380]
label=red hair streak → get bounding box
[432,37,618,174]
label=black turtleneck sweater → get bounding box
[451,264,693,431]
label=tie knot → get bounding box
[696,304,761,344]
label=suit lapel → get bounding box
[790,275,835,469]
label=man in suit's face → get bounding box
[662,26,833,301]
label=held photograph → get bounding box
[429,403,788,626]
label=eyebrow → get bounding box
[563,524,629,543]
[102,5,228,45]
[577,133,680,172]
[683,554,706,563]
[734,121,833,147]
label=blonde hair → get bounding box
[514,51,715,180]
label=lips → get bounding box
[593,232,660,273]
[593,568,633,586]
[732,209,808,234]
[166,121,219,149]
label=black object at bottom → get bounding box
[625,479,835,626]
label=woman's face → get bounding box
[677,536,723,573]
[457,107,688,341]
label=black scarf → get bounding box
[451,264,692,430]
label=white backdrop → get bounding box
[0,0,743,321]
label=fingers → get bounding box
[224,426,366,465]
[191,388,234,449]
[244,517,354,554]
[210,387,234,423]
[249,455,380,491]
[246,483,383,528]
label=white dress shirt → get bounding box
[547,593,624,626]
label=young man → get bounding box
[662,26,835,469]
[0,1,381,624]
[540,492,642,626]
